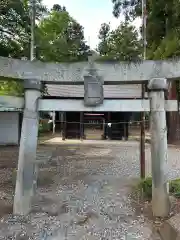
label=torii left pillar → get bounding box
[13,79,41,215]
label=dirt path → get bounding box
[0,141,180,239]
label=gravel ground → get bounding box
[0,141,180,239]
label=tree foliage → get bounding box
[97,22,141,61]
[111,0,180,60]
[36,6,90,62]
[98,23,111,56]
[0,0,47,96]
[112,0,140,21]
[0,80,23,96]
[0,0,47,59]
[0,2,89,96]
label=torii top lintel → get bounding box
[0,56,180,84]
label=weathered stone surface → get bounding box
[148,78,168,91]
[1,56,180,83]
[160,213,180,240]
[13,85,41,215]
[84,75,104,107]
[24,79,42,90]
[0,95,178,112]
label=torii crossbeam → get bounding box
[0,56,180,83]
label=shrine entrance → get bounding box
[53,111,131,141]
[84,113,105,140]
[0,56,179,218]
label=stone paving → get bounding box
[0,140,180,239]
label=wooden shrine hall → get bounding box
[54,111,131,140]
[46,80,178,141]
[45,84,144,140]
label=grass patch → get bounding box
[135,177,180,201]
[38,121,52,135]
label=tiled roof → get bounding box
[46,84,146,98]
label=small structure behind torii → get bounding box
[0,56,180,218]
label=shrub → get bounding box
[38,120,52,135]
[136,177,180,200]
[169,178,180,194]
[138,177,152,200]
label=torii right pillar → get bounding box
[148,78,170,217]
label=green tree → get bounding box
[0,2,90,96]
[97,22,141,61]
[112,0,140,20]
[111,0,180,60]
[0,0,47,59]
[98,23,111,56]
[52,4,66,12]
[0,0,47,96]
[0,80,23,96]
[111,0,180,142]
[36,5,90,62]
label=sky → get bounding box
[43,0,141,49]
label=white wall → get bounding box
[0,95,24,110]
[0,112,19,145]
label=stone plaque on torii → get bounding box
[0,56,180,217]
[84,54,104,106]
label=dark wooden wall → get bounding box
[55,111,131,140]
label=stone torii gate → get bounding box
[0,56,180,218]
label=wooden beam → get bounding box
[1,56,180,84]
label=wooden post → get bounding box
[123,114,126,141]
[59,111,61,133]
[13,79,41,215]
[107,112,111,139]
[140,84,146,179]
[80,112,84,140]
[125,114,129,140]
[167,81,180,143]
[52,111,55,134]
[18,112,23,144]
[62,112,66,140]
[102,118,105,140]
[148,78,170,217]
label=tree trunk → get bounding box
[167,81,180,144]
